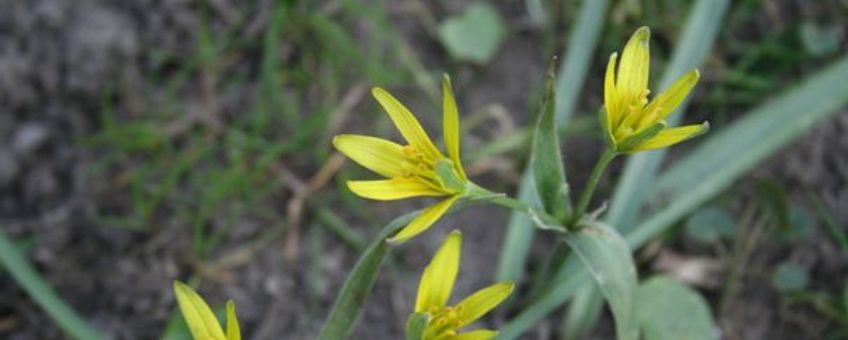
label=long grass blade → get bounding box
[0,228,104,340]
[627,54,848,247]
[317,211,417,339]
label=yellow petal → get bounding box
[173,281,226,340]
[347,178,444,201]
[415,230,462,313]
[442,75,467,180]
[642,69,700,127]
[604,52,620,129]
[452,329,499,340]
[389,196,459,243]
[617,26,650,100]
[333,134,409,178]
[629,122,709,152]
[372,87,443,161]
[454,282,514,328]
[225,300,241,340]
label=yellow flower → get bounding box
[333,75,470,243]
[173,281,241,340]
[412,230,514,340]
[602,26,709,153]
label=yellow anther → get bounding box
[402,145,419,157]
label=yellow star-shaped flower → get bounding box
[411,230,514,340]
[173,281,241,340]
[333,75,470,243]
[602,26,708,153]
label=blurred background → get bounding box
[1,0,847,339]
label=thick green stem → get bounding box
[571,149,617,228]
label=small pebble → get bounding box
[12,122,50,155]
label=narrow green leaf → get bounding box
[560,283,604,340]
[628,53,848,248]
[317,211,418,340]
[495,0,610,284]
[563,222,638,340]
[638,277,717,340]
[0,228,104,340]
[531,65,570,220]
[496,262,587,340]
[406,312,430,340]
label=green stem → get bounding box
[466,183,563,231]
[571,148,617,228]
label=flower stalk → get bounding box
[570,148,617,228]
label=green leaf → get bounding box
[685,207,736,244]
[560,283,605,340]
[531,65,570,221]
[638,276,717,340]
[495,0,610,286]
[317,211,418,340]
[564,222,639,340]
[628,53,848,248]
[405,312,430,340]
[799,22,840,57]
[0,228,105,340]
[772,263,810,293]
[437,2,505,64]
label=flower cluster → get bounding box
[333,75,471,243]
[601,26,708,153]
